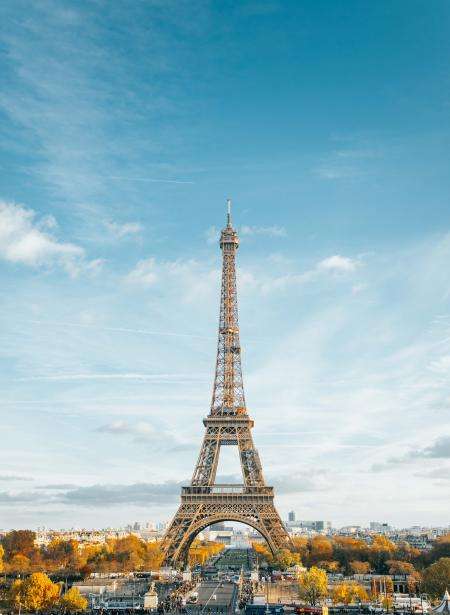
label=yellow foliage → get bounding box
[332,582,368,604]
[8,553,31,573]
[371,535,396,553]
[10,572,60,613]
[252,542,274,564]
[188,540,224,566]
[59,587,88,613]
[298,566,328,606]
[350,560,371,574]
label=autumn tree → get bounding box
[396,541,421,563]
[9,579,25,612]
[59,587,88,613]
[350,561,371,574]
[369,536,396,573]
[407,571,422,594]
[8,553,31,574]
[1,530,36,559]
[274,549,301,569]
[309,537,333,565]
[9,573,60,613]
[44,539,80,572]
[0,544,4,572]
[144,541,164,570]
[113,535,146,571]
[334,537,368,574]
[332,582,368,604]
[319,560,340,573]
[252,542,274,565]
[422,557,450,599]
[189,540,224,566]
[427,535,450,565]
[298,566,328,605]
[291,537,309,561]
[387,560,416,575]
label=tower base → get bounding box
[161,485,292,567]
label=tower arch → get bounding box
[173,514,277,568]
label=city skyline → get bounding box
[1,1,450,530]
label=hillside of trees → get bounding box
[0,530,223,575]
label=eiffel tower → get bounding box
[161,201,292,567]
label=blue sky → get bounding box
[1,0,449,530]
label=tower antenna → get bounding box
[227,198,232,227]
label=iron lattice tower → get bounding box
[161,201,292,567]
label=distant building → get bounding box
[370,522,391,533]
[288,511,296,522]
[286,519,332,533]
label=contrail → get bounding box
[29,170,194,185]
[107,175,194,184]
[16,373,208,382]
[24,319,213,339]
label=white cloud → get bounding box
[125,257,220,303]
[318,254,359,273]
[125,257,158,286]
[0,201,84,272]
[241,225,287,237]
[104,220,143,239]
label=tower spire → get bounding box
[212,200,245,415]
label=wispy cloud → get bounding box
[104,220,143,239]
[241,225,287,237]
[372,435,450,471]
[0,475,33,482]
[61,481,183,507]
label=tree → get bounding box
[422,557,450,599]
[252,542,274,565]
[9,573,60,613]
[0,544,4,572]
[387,560,416,575]
[350,561,371,574]
[59,587,88,613]
[428,535,450,564]
[309,537,333,565]
[292,536,309,561]
[396,541,421,563]
[9,579,25,612]
[369,536,396,573]
[332,582,368,604]
[144,541,164,570]
[319,560,340,573]
[407,571,422,594]
[274,549,301,569]
[1,530,36,559]
[44,539,80,571]
[8,553,31,573]
[298,566,328,605]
